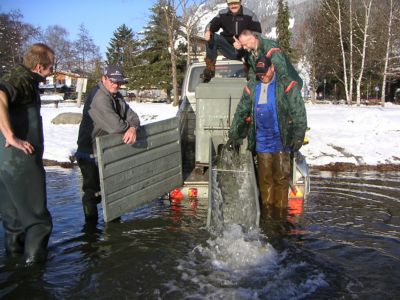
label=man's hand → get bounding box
[233,36,242,50]
[123,127,137,145]
[5,136,35,155]
[204,30,212,42]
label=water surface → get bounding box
[0,168,399,299]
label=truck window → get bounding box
[188,64,246,93]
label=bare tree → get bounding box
[73,23,101,74]
[349,0,354,105]
[0,10,39,75]
[178,0,207,69]
[323,0,353,104]
[43,25,73,72]
[354,0,373,106]
[380,0,396,106]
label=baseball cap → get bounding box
[103,65,127,84]
[227,0,241,4]
[255,56,272,75]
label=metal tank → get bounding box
[194,77,247,168]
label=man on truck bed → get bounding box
[200,0,261,82]
[227,56,307,217]
[238,29,303,86]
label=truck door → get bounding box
[95,117,182,222]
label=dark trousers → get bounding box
[257,152,291,210]
[77,159,101,220]
[0,151,53,262]
[206,34,246,61]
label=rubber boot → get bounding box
[272,152,290,211]
[82,195,99,221]
[200,58,216,83]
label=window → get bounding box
[188,64,246,93]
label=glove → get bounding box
[291,139,303,152]
[226,138,240,152]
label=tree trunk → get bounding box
[186,29,192,70]
[162,1,179,106]
[310,63,317,104]
[335,0,351,105]
[381,0,393,107]
[356,0,373,106]
[349,0,354,106]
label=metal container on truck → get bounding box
[194,77,247,168]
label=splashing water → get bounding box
[208,148,260,232]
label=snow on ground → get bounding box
[302,103,400,166]
[41,102,179,162]
[40,102,400,167]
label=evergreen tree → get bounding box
[276,0,292,58]
[129,1,184,96]
[106,24,139,74]
[129,3,171,91]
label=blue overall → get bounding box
[253,75,290,210]
[254,75,284,153]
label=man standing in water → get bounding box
[76,65,140,222]
[228,56,307,216]
[0,43,54,264]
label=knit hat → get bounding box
[227,0,241,4]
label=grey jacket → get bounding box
[77,81,140,155]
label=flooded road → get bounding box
[0,168,399,299]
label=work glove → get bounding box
[291,138,304,152]
[226,138,240,152]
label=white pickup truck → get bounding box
[94,59,309,224]
[179,59,310,228]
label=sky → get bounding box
[0,0,155,56]
[40,102,400,167]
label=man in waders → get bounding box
[200,0,261,82]
[228,56,307,217]
[0,43,54,264]
[76,65,140,223]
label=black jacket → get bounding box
[206,6,262,44]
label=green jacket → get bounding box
[228,75,307,153]
[245,35,303,89]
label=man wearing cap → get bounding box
[200,0,261,82]
[76,65,140,222]
[227,56,307,216]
